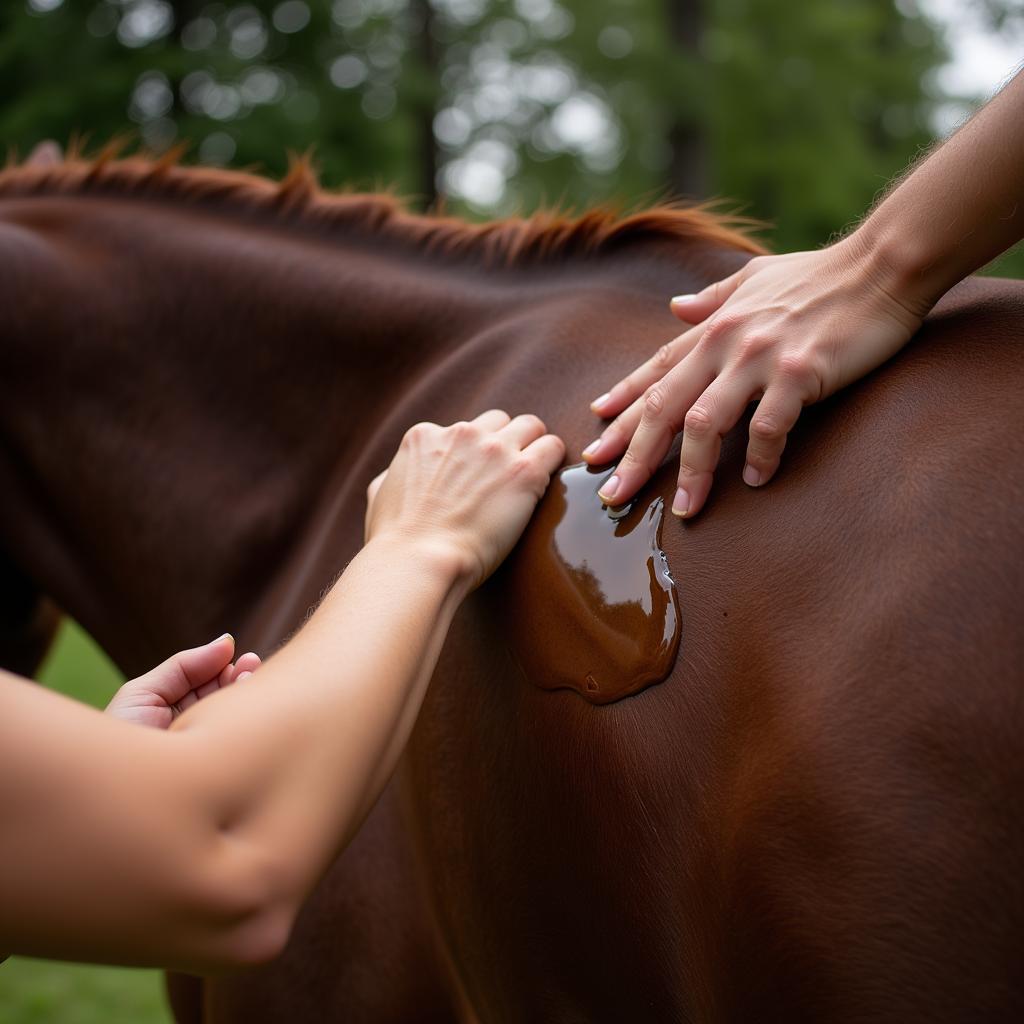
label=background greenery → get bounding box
[1,0,1022,270]
[1,0,1022,1020]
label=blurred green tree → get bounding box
[0,0,1020,275]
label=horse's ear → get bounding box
[25,140,63,168]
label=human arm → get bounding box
[0,410,564,972]
[584,66,1024,516]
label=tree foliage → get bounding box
[1,0,1021,275]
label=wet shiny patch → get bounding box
[504,462,681,705]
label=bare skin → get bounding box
[583,66,1024,517]
[0,410,564,973]
[105,635,261,729]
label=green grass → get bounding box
[1,620,172,1024]
[0,958,171,1024]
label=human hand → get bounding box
[582,236,927,517]
[365,410,565,591]
[105,634,261,729]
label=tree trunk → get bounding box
[409,0,439,209]
[667,0,707,201]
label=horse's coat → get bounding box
[0,155,1022,1023]
[507,460,681,704]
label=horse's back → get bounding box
[405,274,1024,1022]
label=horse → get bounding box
[1,152,1021,1023]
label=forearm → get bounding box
[851,68,1024,310]
[168,535,466,934]
[1,413,559,971]
[0,536,465,971]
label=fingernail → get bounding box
[742,464,763,487]
[671,487,690,517]
[590,392,611,411]
[671,294,696,304]
[237,671,252,682]
[598,475,620,503]
[215,632,233,644]
[582,439,601,458]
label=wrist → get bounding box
[363,531,475,603]
[835,222,937,321]
[839,220,940,321]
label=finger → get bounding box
[228,651,262,684]
[236,671,254,683]
[231,652,261,680]
[673,376,758,518]
[670,269,745,325]
[195,666,228,700]
[589,323,703,419]
[173,633,236,689]
[584,391,648,466]
[471,409,512,432]
[138,633,235,705]
[500,413,547,450]
[743,387,804,487]
[523,433,566,480]
[175,690,199,714]
[596,354,715,506]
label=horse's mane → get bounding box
[0,142,765,265]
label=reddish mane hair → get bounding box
[0,142,765,266]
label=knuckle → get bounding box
[777,352,820,392]
[643,385,666,418]
[683,404,714,438]
[677,457,705,480]
[651,342,674,369]
[508,455,533,481]
[750,415,784,442]
[778,352,808,377]
[736,333,774,364]
[701,313,742,346]
[617,448,642,472]
[451,420,478,440]
[479,436,505,458]
[403,422,429,444]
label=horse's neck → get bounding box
[0,197,489,672]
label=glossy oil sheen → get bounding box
[504,462,681,705]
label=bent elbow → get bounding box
[216,901,295,969]
[185,842,300,971]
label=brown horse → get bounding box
[1,154,1022,1023]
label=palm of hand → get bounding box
[105,635,261,730]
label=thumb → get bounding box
[670,270,744,325]
[141,634,236,704]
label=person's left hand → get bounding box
[581,240,924,517]
[105,634,261,729]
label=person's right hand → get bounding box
[364,410,565,591]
